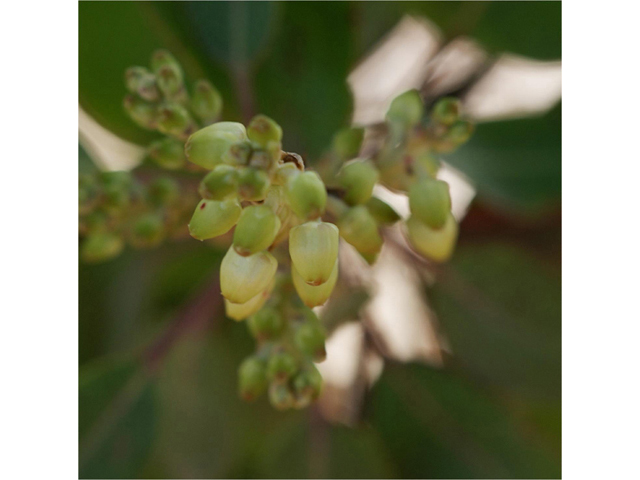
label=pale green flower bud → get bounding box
[337,159,379,205]
[272,162,301,186]
[294,322,326,362]
[125,66,159,102]
[233,205,281,256]
[148,177,180,207]
[269,383,295,410]
[293,365,323,400]
[81,233,124,263]
[123,94,157,130]
[406,213,458,262]
[188,199,241,241]
[154,61,184,99]
[431,97,460,126]
[408,178,451,229]
[292,259,338,308]
[366,196,401,225]
[445,120,474,144]
[238,356,268,401]
[332,127,364,160]
[386,89,424,128]
[289,222,339,286]
[247,114,283,147]
[222,140,253,166]
[237,167,270,201]
[285,171,327,220]
[130,213,165,248]
[148,137,186,170]
[185,122,247,169]
[198,165,238,200]
[337,205,382,257]
[225,281,273,321]
[157,103,194,138]
[267,351,298,383]
[248,306,285,340]
[220,247,278,304]
[190,80,222,124]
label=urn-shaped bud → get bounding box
[248,306,285,340]
[293,365,323,400]
[238,356,268,401]
[289,222,339,286]
[386,89,424,128]
[157,103,193,138]
[269,383,295,410]
[220,247,278,304]
[431,97,460,126]
[148,137,186,170]
[366,197,401,225]
[408,178,451,229]
[237,167,270,201]
[292,260,338,307]
[337,159,380,205]
[188,199,242,240]
[124,66,159,102]
[185,122,247,169]
[406,213,458,262]
[190,80,222,124]
[222,140,253,166]
[285,171,327,220]
[337,205,382,258]
[123,94,157,130]
[233,205,281,256]
[247,114,283,147]
[294,323,327,362]
[225,279,274,321]
[198,165,238,200]
[267,351,298,383]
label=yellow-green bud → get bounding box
[337,159,379,205]
[157,103,193,138]
[292,259,338,308]
[225,280,273,321]
[366,197,401,225]
[269,383,295,410]
[233,205,281,256]
[222,140,253,166]
[267,351,298,383]
[220,247,278,304]
[332,127,364,160]
[188,199,241,240]
[148,137,186,170]
[130,213,165,248]
[247,114,283,147]
[152,51,184,99]
[198,165,238,200]
[148,177,180,207]
[238,356,268,401]
[445,120,474,144]
[285,171,327,220]
[272,162,301,186]
[125,67,159,102]
[190,80,222,124]
[386,89,424,128]
[150,50,181,73]
[337,205,382,258]
[294,323,327,362]
[81,233,124,263]
[293,365,322,400]
[406,213,458,262]
[248,148,277,171]
[431,97,460,126]
[408,178,451,229]
[237,167,270,201]
[248,306,285,340]
[289,222,339,286]
[185,122,247,169]
[123,94,157,130]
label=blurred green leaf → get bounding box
[368,362,560,478]
[79,356,156,479]
[445,104,561,216]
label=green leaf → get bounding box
[79,356,156,478]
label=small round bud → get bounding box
[238,356,268,401]
[198,165,238,200]
[248,149,277,171]
[267,351,298,383]
[386,89,424,128]
[285,171,327,220]
[150,49,181,73]
[148,177,180,207]
[337,159,380,205]
[220,247,278,304]
[237,167,270,201]
[294,323,326,362]
[431,97,460,126]
[366,197,401,225]
[185,122,247,169]
[123,94,158,130]
[406,213,458,262]
[225,281,273,321]
[247,114,283,147]
[81,233,124,263]
[248,306,285,340]
[130,213,165,248]
[445,120,474,144]
[332,127,364,160]
[269,383,295,410]
[125,67,159,102]
[148,137,186,170]
[292,260,338,308]
[408,179,451,229]
[222,140,253,166]
[293,365,323,400]
[233,205,281,256]
[289,222,339,286]
[272,162,301,186]
[157,103,193,138]
[337,205,382,258]
[190,80,222,124]
[188,199,242,240]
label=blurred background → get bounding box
[79,2,561,478]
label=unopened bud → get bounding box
[292,259,338,308]
[222,140,253,166]
[123,94,157,130]
[198,165,238,200]
[267,351,298,383]
[225,281,273,321]
[237,167,270,201]
[285,171,327,220]
[233,205,281,256]
[293,365,322,400]
[289,221,339,286]
[185,122,247,169]
[337,205,382,258]
[130,213,164,248]
[190,80,222,123]
[125,66,159,102]
[431,97,460,126]
[248,306,285,340]
[408,179,451,229]
[406,213,458,262]
[269,383,295,410]
[188,198,241,240]
[247,114,283,147]
[238,356,268,401]
[386,89,424,128]
[332,127,364,160]
[337,159,379,205]
[148,177,180,207]
[151,50,184,98]
[148,137,186,170]
[414,153,441,178]
[366,196,401,225]
[81,233,124,263]
[157,103,194,138]
[445,120,474,144]
[294,323,326,362]
[272,162,301,186]
[220,247,278,304]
